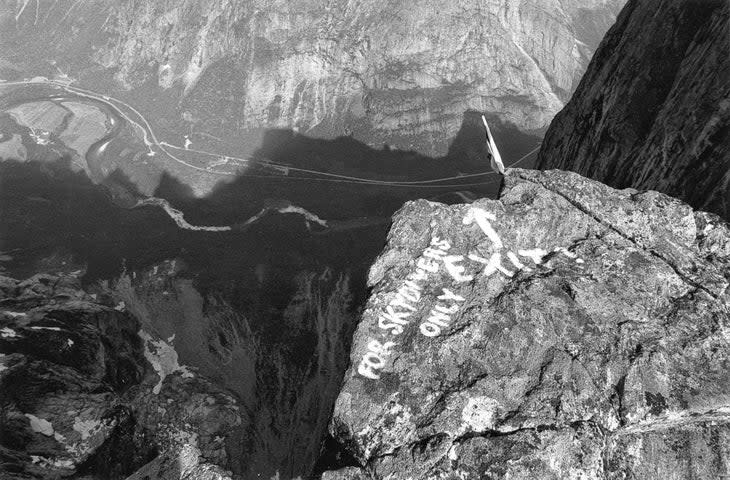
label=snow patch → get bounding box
[1,327,19,338]
[139,329,194,394]
[30,326,62,331]
[30,455,74,469]
[25,413,54,436]
[448,444,459,461]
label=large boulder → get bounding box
[327,168,729,479]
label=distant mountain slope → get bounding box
[0,0,624,156]
[536,0,729,219]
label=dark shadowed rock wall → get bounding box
[324,168,730,479]
[0,274,242,480]
[535,0,730,219]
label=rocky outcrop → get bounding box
[0,273,242,479]
[1,0,624,155]
[326,168,730,479]
[536,0,730,219]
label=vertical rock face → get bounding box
[326,169,730,479]
[536,0,730,219]
[1,0,624,155]
[109,264,360,478]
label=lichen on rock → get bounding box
[327,168,730,479]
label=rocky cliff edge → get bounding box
[326,168,730,479]
[535,0,729,219]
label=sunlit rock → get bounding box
[327,168,730,479]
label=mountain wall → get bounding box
[535,0,730,219]
[108,264,359,478]
[0,267,362,479]
[0,273,242,480]
[1,0,624,156]
[324,168,730,479]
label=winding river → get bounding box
[0,82,248,230]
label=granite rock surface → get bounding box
[536,0,730,219]
[327,168,730,479]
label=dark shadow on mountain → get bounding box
[163,109,546,229]
[443,109,543,170]
[253,128,439,177]
[0,156,177,281]
[154,169,199,204]
[0,154,379,479]
[102,168,149,207]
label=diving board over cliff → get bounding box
[325,169,730,480]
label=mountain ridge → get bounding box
[1,0,625,156]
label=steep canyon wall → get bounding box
[1,0,625,156]
[536,0,729,219]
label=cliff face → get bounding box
[325,169,730,479]
[109,265,359,478]
[0,273,242,480]
[536,0,730,219]
[0,0,624,155]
